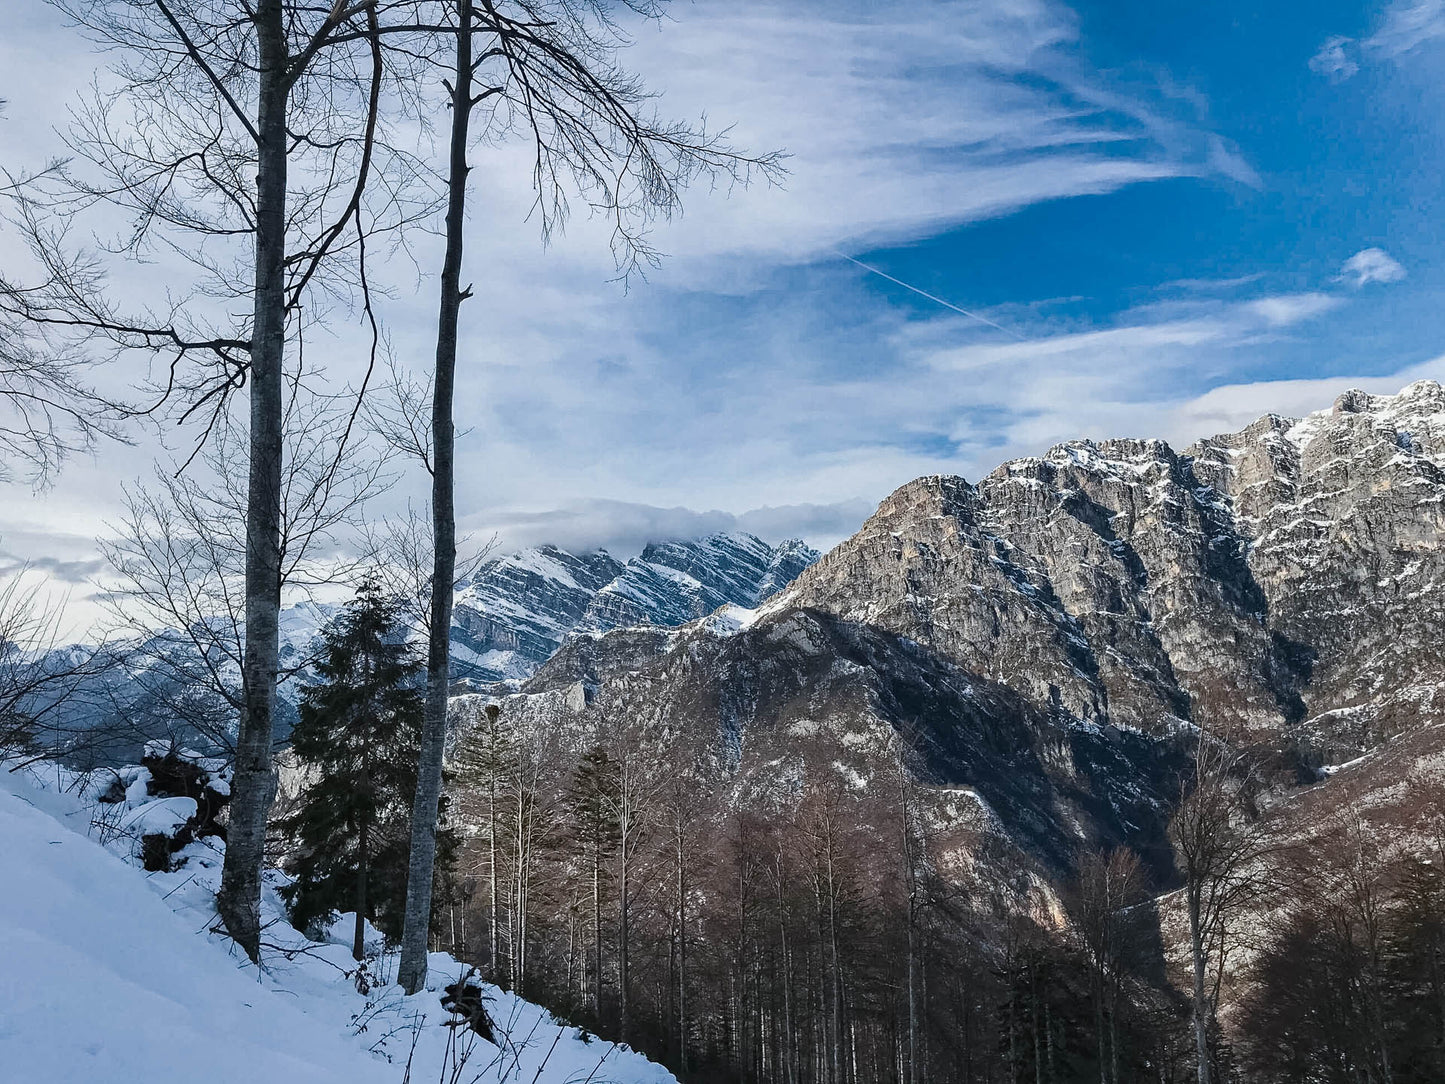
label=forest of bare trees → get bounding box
[411,698,1445,1084]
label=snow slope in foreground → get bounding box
[0,764,675,1084]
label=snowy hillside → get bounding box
[0,760,676,1084]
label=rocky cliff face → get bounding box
[785,379,1445,763]
[500,383,1445,884]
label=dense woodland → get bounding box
[436,706,1445,1084]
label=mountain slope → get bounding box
[33,532,817,767]
[450,532,819,681]
[501,382,1445,883]
[786,380,1445,761]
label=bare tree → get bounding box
[100,385,391,755]
[0,288,128,487]
[1168,734,1274,1084]
[0,570,111,760]
[1068,847,1149,1084]
[361,359,497,639]
[16,0,432,961]
[396,0,784,995]
[0,104,126,488]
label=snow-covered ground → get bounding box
[0,760,676,1084]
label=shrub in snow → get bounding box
[440,970,496,1044]
[85,744,232,871]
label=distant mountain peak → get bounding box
[448,531,819,683]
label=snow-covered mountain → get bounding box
[268,532,817,684]
[495,381,1445,883]
[448,533,818,682]
[23,533,817,765]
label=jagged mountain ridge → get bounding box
[448,533,818,682]
[30,532,817,767]
[500,382,1445,884]
[785,379,1445,760]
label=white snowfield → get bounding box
[0,764,676,1084]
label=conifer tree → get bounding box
[451,703,512,981]
[568,746,620,1019]
[278,579,449,960]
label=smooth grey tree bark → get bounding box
[216,0,289,961]
[18,0,407,964]
[398,0,471,995]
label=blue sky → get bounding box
[3,0,1445,621]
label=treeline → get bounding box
[436,695,1204,1084]
[1239,819,1445,1084]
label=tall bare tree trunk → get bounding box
[827,839,843,1084]
[677,826,689,1073]
[898,760,919,1084]
[1189,896,1211,1084]
[489,765,499,979]
[398,0,471,995]
[619,835,630,1040]
[593,832,603,1014]
[217,0,288,964]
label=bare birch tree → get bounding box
[1169,734,1274,1084]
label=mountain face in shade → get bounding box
[493,381,1445,888]
[448,533,821,682]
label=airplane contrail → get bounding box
[834,250,1027,340]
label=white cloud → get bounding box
[1309,36,1360,81]
[1245,292,1343,326]
[1313,1,1445,79]
[469,498,877,556]
[1367,0,1445,57]
[0,0,1287,635]
[1338,247,1407,287]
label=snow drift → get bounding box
[0,759,675,1084]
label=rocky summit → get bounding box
[789,379,1445,761]
[501,382,1445,880]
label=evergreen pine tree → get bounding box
[568,746,620,1019]
[277,578,453,960]
[451,703,515,982]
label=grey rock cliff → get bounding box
[785,380,1445,762]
